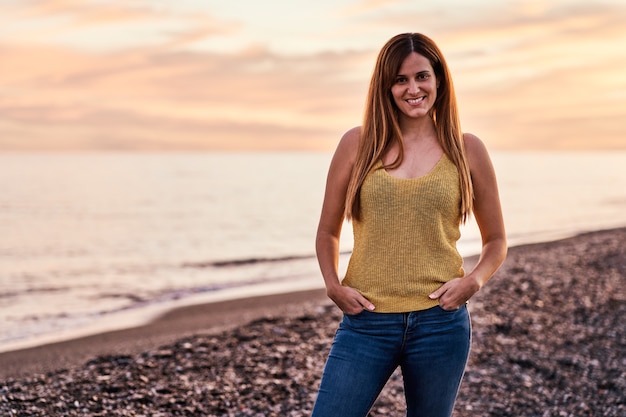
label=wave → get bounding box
[181,251,352,268]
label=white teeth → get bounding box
[407,97,424,104]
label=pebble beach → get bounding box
[1,227,625,416]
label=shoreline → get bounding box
[0,277,328,355]
[0,226,623,382]
[0,224,613,357]
[0,288,331,380]
[1,226,624,416]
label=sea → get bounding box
[1,151,625,352]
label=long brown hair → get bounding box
[345,33,473,223]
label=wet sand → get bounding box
[1,227,624,416]
[0,288,330,380]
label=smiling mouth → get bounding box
[406,97,425,105]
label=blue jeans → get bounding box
[311,305,471,417]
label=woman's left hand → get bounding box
[429,276,480,310]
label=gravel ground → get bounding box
[2,228,625,416]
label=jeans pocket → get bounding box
[423,305,470,332]
[438,305,461,313]
[341,310,367,327]
[341,309,387,334]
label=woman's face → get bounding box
[390,52,439,120]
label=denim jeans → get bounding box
[311,305,471,417]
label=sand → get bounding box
[1,227,624,416]
[0,289,330,380]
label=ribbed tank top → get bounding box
[342,154,465,312]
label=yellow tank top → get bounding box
[342,154,465,312]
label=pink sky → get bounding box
[1,0,625,151]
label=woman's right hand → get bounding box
[316,128,371,315]
[327,285,375,315]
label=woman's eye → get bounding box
[395,77,407,83]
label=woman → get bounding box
[311,33,507,417]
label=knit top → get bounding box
[342,155,465,312]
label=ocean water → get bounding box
[1,151,625,352]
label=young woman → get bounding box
[311,33,507,417]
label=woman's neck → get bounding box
[399,116,437,145]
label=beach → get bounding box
[1,227,625,416]
[3,151,626,352]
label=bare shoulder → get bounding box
[340,126,361,150]
[463,132,488,156]
[334,126,361,164]
[463,132,492,169]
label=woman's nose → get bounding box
[407,80,419,94]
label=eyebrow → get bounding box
[396,70,431,77]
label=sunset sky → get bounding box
[1,0,625,151]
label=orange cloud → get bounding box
[0,1,624,151]
[337,0,405,16]
[0,40,371,150]
[9,0,156,24]
[441,3,626,149]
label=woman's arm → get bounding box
[316,127,375,314]
[430,133,508,309]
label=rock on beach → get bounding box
[1,228,625,416]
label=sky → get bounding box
[1,0,625,151]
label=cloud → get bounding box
[337,0,406,16]
[0,39,371,150]
[8,0,157,25]
[430,2,626,149]
[2,0,238,52]
[0,0,625,151]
